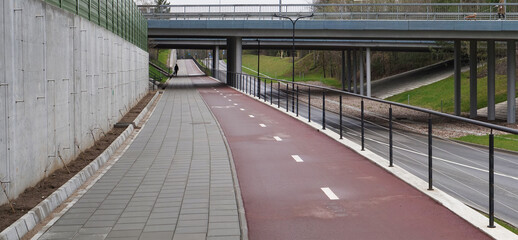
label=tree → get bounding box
[155,0,171,13]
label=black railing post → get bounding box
[264,79,267,102]
[488,131,495,228]
[296,86,299,116]
[257,76,261,99]
[322,91,326,130]
[292,85,295,113]
[428,116,433,190]
[278,82,280,108]
[389,106,393,167]
[248,75,251,95]
[308,87,311,122]
[340,95,343,139]
[361,99,365,151]
[286,84,289,112]
[270,79,273,105]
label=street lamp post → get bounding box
[275,13,314,112]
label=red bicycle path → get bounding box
[194,76,489,240]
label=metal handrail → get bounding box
[229,71,518,135]
[139,3,518,21]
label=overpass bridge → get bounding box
[140,3,518,124]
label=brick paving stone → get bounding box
[37,78,242,240]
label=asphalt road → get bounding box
[247,79,518,228]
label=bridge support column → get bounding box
[347,50,352,92]
[488,40,496,120]
[454,40,461,116]
[341,50,346,91]
[360,48,364,96]
[469,40,477,118]
[227,37,242,86]
[366,48,371,97]
[353,49,357,94]
[212,46,219,78]
[507,40,516,124]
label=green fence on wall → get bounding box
[45,0,148,51]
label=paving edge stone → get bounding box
[230,84,518,240]
[0,91,160,240]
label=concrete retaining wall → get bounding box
[0,0,149,205]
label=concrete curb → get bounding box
[133,91,160,127]
[0,91,160,240]
[232,86,518,240]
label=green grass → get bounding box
[149,64,169,82]
[386,72,512,113]
[473,208,518,235]
[158,49,170,65]
[241,54,342,88]
[454,134,518,152]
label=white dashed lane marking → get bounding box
[291,155,304,163]
[274,136,282,141]
[321,187,339,200]
[240,108,245,111]
[259,124,266,128]
[249,115,255,118]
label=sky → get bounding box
[135,0,313,5]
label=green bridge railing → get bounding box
[45,0,147,51]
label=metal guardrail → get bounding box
[138,3,518,21]
[212,69,518,228]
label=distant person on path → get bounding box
[174,64,179,76]
[497,0,506,20]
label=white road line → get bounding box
[223,96,226,98]
[249,115,255,118]
[365,137,518,181]
[274,136,282,141]
[259,124,266,128]
[233,103,238,106]
[291,155,304,162]
[321,187,339,200]
[240,108,245,111]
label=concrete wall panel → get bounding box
[0,0,8,186]
[0,0,149,205]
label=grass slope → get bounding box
[386,71,512,113]
[241,54,343,88]
[454,134,518,152]
[149,49,172,82]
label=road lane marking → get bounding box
[240,108,245,111]
[321,187,339,200]
[233,103,238,106]
[259,124,266,128]
[249,115,255,118]
[228,99,232,102]
[223,96,226,98]
[274,136,282,141]
[291,155,304,162]
[364,137,518,181]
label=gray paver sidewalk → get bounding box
[38,78,242,240]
